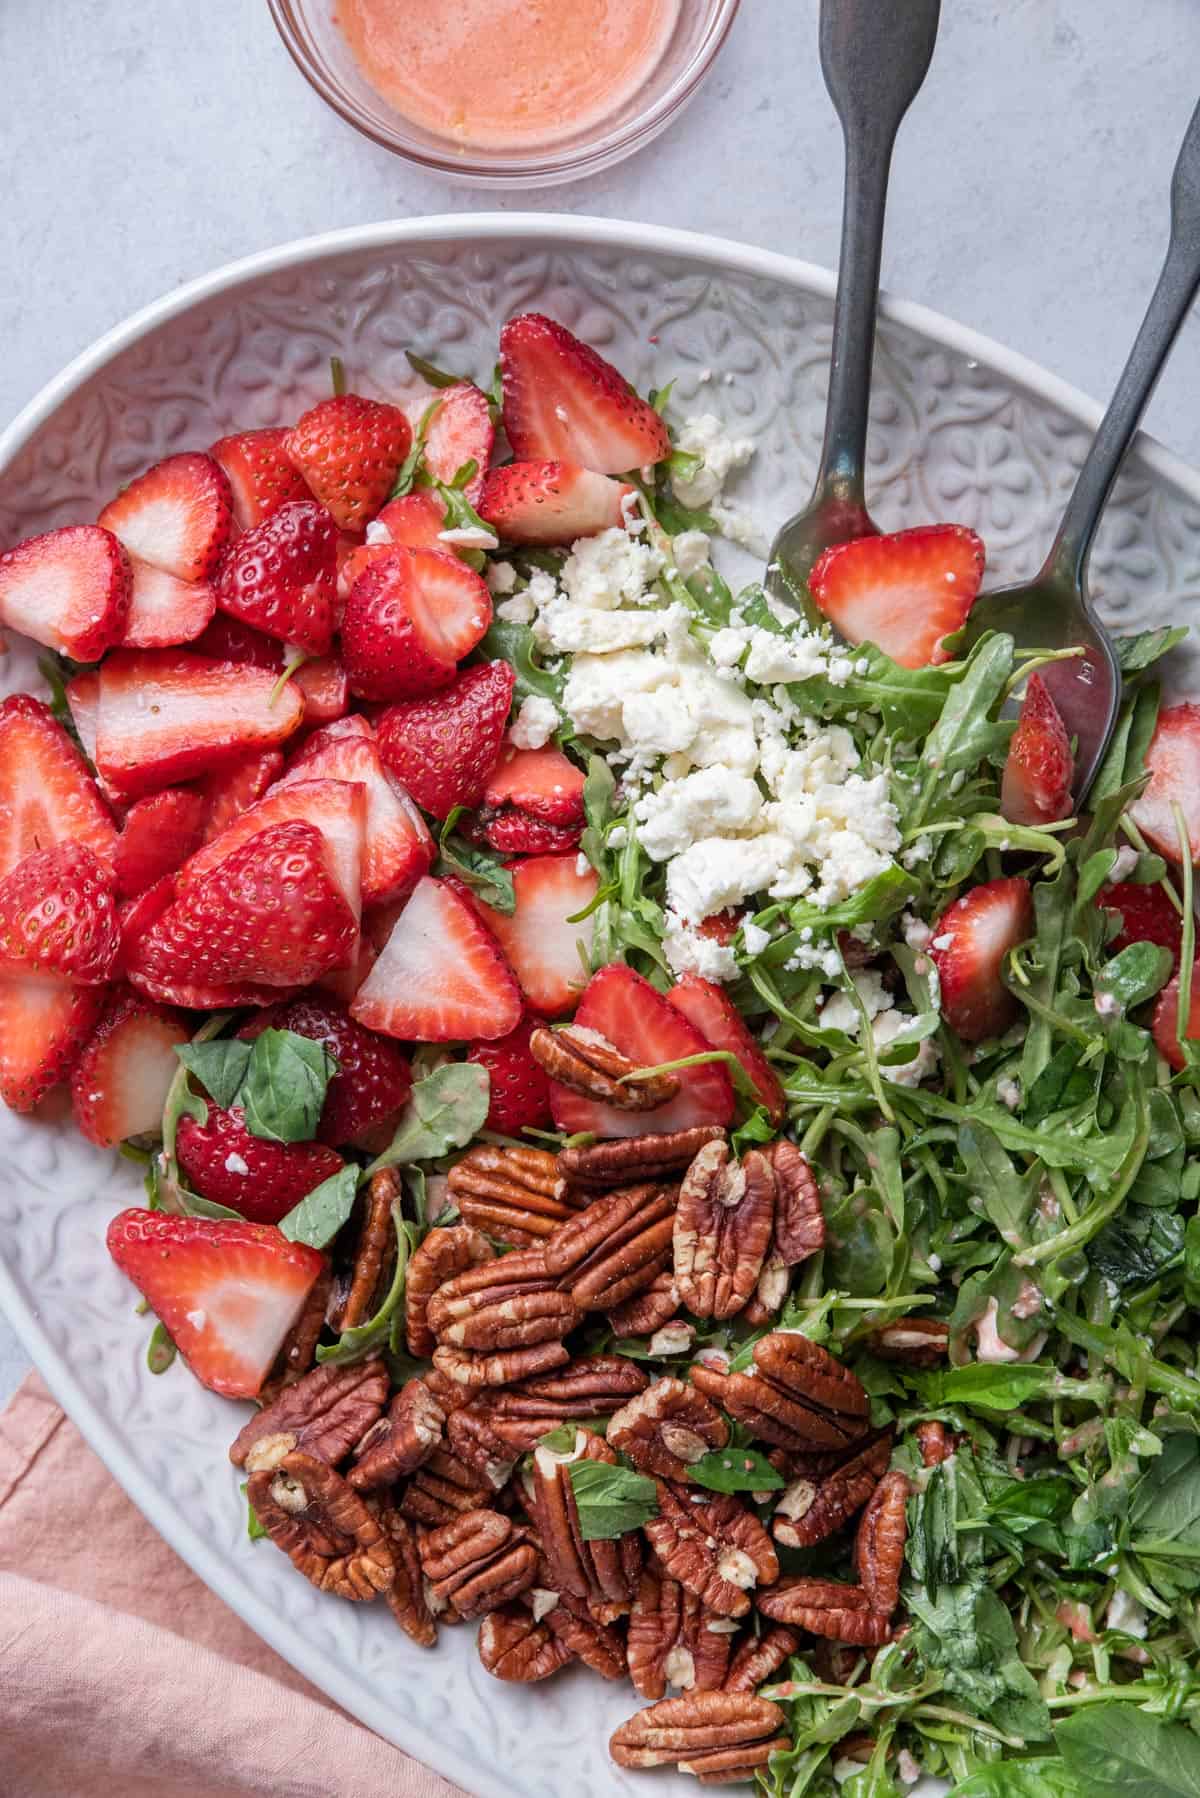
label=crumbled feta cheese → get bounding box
[223,1153,249,1177]
[1105,1588,1149,1638]
[636,768,765,860]
[1108,845,1139,882]
[902,911,933,950]
[671,529,711,577]
[663,915,737,982]
[741,919,771,957]
[486,559,517,595]
[671,414,755,509]
[561,527,664,610]
[508,695,560,752]
[873,1009,940,1087]
[439,524,499,551]
[997,1076,1021,1110]
[496,590,536,625]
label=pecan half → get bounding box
[248,1450,394,1600]
[868,1316,950,1366]
[478,1604,574,1682]
[545,1182,677,1310]
[855,1470,909,1616]
[691,1331,870,1452]
[451,1355,651,1470]
[400,1446,493,1526]
[723,1625,799,1693]
[229,1358,390,1473]
[433,1340,571,1389]
[767,1141,825,1266]
[376,1504,436,1647]
[422,1364,480,1416]
[404,1223,495,1358]
[627,1570,737,1699]
[426,1247,577,1349]
[447,1144,581,1247]
[348,1377,445,1492]
[530,1023,680,1111]
[327,1168,399,1333]
[419,1509,537,1620]
[559,1126,726,1192]
[540,1587,628,1681]
[259,1264,333,1402]
[608,1269,682,1337]
[758,1578,892,1645]
[527,1430,641,1619]
[915,1419,958,1468]
[674,1141,776,1320]
[645,1483,779,1619]
[608,1378,729,1482]
[610,1693,791,1783]
[772,1430,893,1550]
[445,1405,523,1489]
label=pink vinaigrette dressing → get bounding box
[334,0,682,151]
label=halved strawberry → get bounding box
[341,547,492,701]
[176,1107,345,1224]
[374,489,448,552]
[115,875,175,977]
[480,812,582,854]
[178,776,366,923]
[809,524,985,669]
[294,656,349,723]
[483,741,586,824]
[113,788,208,898]
[499,314,670,474]
[351,875,521,1042]
[214,498,338,654]
[478,461,634,544]
[283,394,412,531]
[376,661,515,819]
[105,1207,325,1398]
[210,427,310,531]
[423,382,495,503]
[0,976,106,1113]
[1099,880,1184,964]
[193,612,347,724]
[1001,673,1074,826]
[1152,966,1200,1072]
[480,854,598,1017]
[466,1015,552,1136]
[238,993,412,1147]
[928,876,1034,1043]
[667,974,787,1124]
[98,451,233,582]
[122,558,216,649]
[94,649,304,797]
[71,988,190,1147]
[0,524,131,660]
[548,964,734,1138]
[0,693,117,877]
[0,842,119,984]
[1129,704,1200,863]
[280,715,432,905]
[197,748,285,844]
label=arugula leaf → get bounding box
[906,1581,1050,1742]
[915,1364,1065,1413]
[566,1459,658,1539]
[368,1063,490,1171]
[435,809,515,912]
[278,1165,360,1250]
[316,1202,411,1365]
[406,350,467,389]
[1114,626,1189,674]
[1126,1432,1200,1558]
[687,1444,785,1494]
[238,1030,338,1144]
[174,1039,253,1111]
[241,1481,269,1542]
[481,617,566,703]
[1094,942,1174,1014]
[1056,1703,1200,1796]
[950,1762,1082,1796]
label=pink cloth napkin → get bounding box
[0,1372,466,1798]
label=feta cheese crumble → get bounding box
[509,695,560,751]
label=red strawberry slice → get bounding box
[423,382,495,503]
[466,1015,552,1136]
[548,964,734,1138]
[0,524,131,660]
[928,876,1034,1043]
[1129,704,1200,863]
[210,427,310,532]
[483,742,585,825]
[0,693,117,877]
[478,461,634,544]
[1001,673,1074,826]
[294,657,348,723]
[122,558,216,649]
[113,788,208,899]
[214,498,338,655]
[71,988,190,1147]
[283,394,412,531]
[98,451,233,582]
[697,911,741,947]
[351,875,521,1042]
[176,1107,345,1225]
[1152,966,1200,1072]
[499,314,670,474]
[197,748,284,844]
[127,818,359,1006]
[193,612,347,724]
[809,524,985,669]
[178,776,366,924]
[376,661,515,819]
[280,715,432,905]
[1099,880,1184,965]
[94,649,304,797]
[105,1208,325,1398]
[480,811,582,854]
[373,490,448,553]
[115,875,175,977]
[666,974,787,1125]
[342,547,492,702]
[480,854,598,1017]
[0,842,119,984]
[0,976,106,1113]
[238,994,412,1147]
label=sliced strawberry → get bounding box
[127,818,359,1006]
[1152,966,1200,1072]
[94,649,304,797]
[293,656,348,723]
[809,524,985,669]
[1129,704,1200,863]
[280,715,432,905]
[71,987,189,1147]
[1099,880,1184,964]
[316,932,379,1008]
[0,977,106,1113]
[548,964,734,1138]
[928,876,1034,1043]
[238,994,412,1147]
[178,776,366,924]
[376,661,515,819]
[214,498,338,654]
[283,394,412,531]
[115,875,175,976]
[666,975,786,1124]
[122,558,216,649]
[193,612,347,725]
[0,524,131,660]
[480,811,582,854]
[697,911,741,947]
[105,1208,325,1398]
[113,788,208,899]
[351,875,522,1042]
[197,748,285,844]
[0,842,118,984]
[423,382,495,503]
[1001,673,1074,826]
[478,461,634,544]
[210,427,310,531]
[98,451,233,582]
[176,1107,345,1224]
[466,1015,552,1136]
[483,742,586,825]
[499,314,670,474]
[341,547,492,702]
[480,854,598,1017]
[375,490,448,552]
[0,693,117,877]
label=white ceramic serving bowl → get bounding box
[2,217,1200,1798]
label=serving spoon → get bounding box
[961,95,1200,800]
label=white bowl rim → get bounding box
[3,212,1200,1791]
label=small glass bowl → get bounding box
[267,0,742,187]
